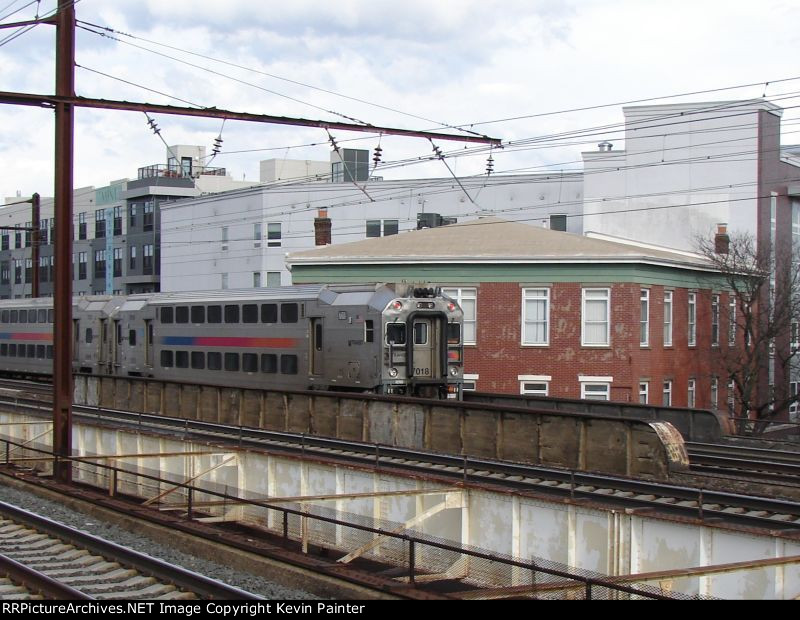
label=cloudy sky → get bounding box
[1,0,799,200]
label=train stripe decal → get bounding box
[0,332,53,342]
[161,336,298,348]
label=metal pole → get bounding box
[31,193,39,298]
[52,0,75,484]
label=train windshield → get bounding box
[447,323,461,345]
[386,323,406,345]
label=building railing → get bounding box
[137,164,227,180]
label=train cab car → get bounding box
[72,296,126,375]
[0,298,55,377]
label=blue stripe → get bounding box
[162,336,195,346]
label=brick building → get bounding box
[287,217,736,409]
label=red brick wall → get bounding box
[463,281,733,409]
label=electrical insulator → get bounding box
[432,144,443,159]
[212,136,223,156]
[486,154,494,175]
[373,145,383,167]
[146,116,160,134]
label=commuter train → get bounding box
[0,284,464,398]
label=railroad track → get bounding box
[687,441,800,484]
[0,500,259,600]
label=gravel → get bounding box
[0,482,318,599]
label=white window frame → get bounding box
[266,271,281,288]
[640,288,649,347]
[579,375,612,400]
[711,294,719,347]
[710,377,719,410]
[728,296,736,346]
[462,373,479,392]
[253,223,262,248]
[518,374,551,396]
[253,272,261,288]
[639,381,649,404]
[267,222,282,247]
[687,292,697,346]
[663,380,672,406]
[442,287,477,345]
[687,378,696,408]
[581,288,610,347]
[728,380,736,417]
[521,288,550,346]
[221,226,228,251]
[663,290,673,347]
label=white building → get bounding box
[159,171,584,291]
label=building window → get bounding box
[24,221,31,247]
[113,247,122,277]
[549,213,567,232]
[221,273,228,289]
[663,290,673,346]
[78,252,87,280]
[267,223,282,247]
[1,234,7,251]
[384,219,399,236]
[728,296,736,346]
[94,250,106,279]
[639,381,649,404]
[366,220,381,238]
[0,262,8,285]
[662,380,672,406]
[688,378,696,408]
[519,375,550,396]
[24,259,31,283]
[580,377,611,401]
[94,210,105,238]
[39,219,48,245]
[254,223,262,247]
[13,259,21,284]
[522,288,549,345]
[267,271,281,287]
[711,294,719,346]
[129,245,136,270]
[143,244,153,275]
[221,226,228,250]
[253,272,261,288]
[143,201,154,231]
[113,206,122,236]
[582,288,610,346]
[366,219,398,237]
[687,292,696,346]
[640,289,649,347]
[442,287,477,345]
[78,212,86,240]
[129,204,136,228]
[38,256,48,283]
[710,377,719,410]
[727,380,736,417]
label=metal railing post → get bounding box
[408,539,416,585]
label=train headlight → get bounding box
[447,302,456,312]
[388,367,398,378]
[449,366,460,377]
[390,300,403,311]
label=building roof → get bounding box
[287,217,716,272]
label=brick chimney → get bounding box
[314,208,331,246]
[714,223,729,254]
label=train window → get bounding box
[175,351,189,368]
[116,323,123,345]
[261,354,277,373]
[281,354,298,375]
[314,322,323,352]
[8,344,16,357]
[224,352,239,371]
[208,352,222,370]
[261,304,277,323]
[208,305,222,323]
[364,320,374,343]
[281,303,298,323]
[85,328,93,344]
[447,323,461,345]
[36,345,44,359]
[413,322,428,345]
[386,324,406,345]
[29,310,37,324]
[46,346,53,359]
[27,344,35,358]
[1,310,7,323]
[224,305,239,324]
[0,344,6,356]
[38,309,46,323]
[48,309,54,323]
[175,306,189,324]
[129,330,136,346]
[191,306,205,323]
[242,304,258,323]
[10,310,17,323]
[191,351,205,369]
[161,307,174,324]
[242,353,258,372]
[161,350,174,368]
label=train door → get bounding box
[72,320,79,362]
[411,318,440,380]
[310,318,323,375]
[98,319,107,367]
[144,319,153,367]
[113,320,122,372]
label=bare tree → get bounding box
[697,231,800,433]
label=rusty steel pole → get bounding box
[53,1,75,483]
[31,193,39,298]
